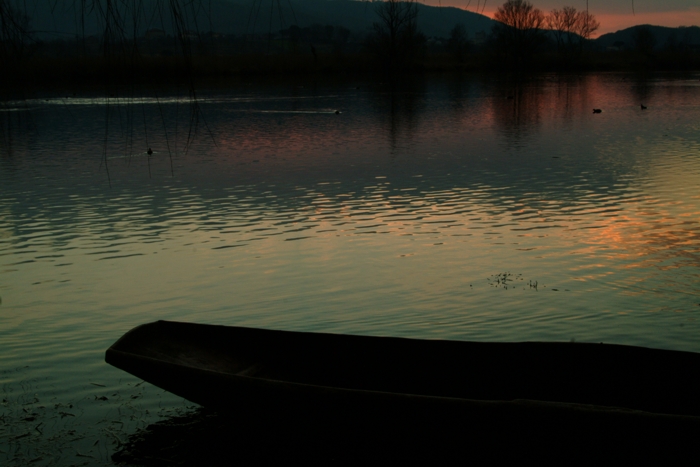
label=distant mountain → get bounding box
[407,3,496,38]
[595,25,700,50]
[27,0,495,41]
[221,1,497,42]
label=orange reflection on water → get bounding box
[584,206,700,271]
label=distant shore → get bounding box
[2,50,700,91]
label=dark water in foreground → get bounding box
[1,72,700,464]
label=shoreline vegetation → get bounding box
[4,43,700,92]
[9,47,700,78]
[1,0,699,92]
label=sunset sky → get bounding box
[422,0,700,36]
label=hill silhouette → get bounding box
[29,0,495,40]
[595,25,700,50]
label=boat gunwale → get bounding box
[105,320,700,420]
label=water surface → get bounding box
[2,73,700,464]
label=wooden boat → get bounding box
[106,320,700,461]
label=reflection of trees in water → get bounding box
[370,77,428,156]
[445,74,471,114]
[5,74,695,241]
[0,108,34,173]
[440,75,493,133]
[552,74,592,130]
[487,76,545,145]
[629,74,654,106]
[1,1,213,183]
[485,74,598,144]
[625,73,700,112]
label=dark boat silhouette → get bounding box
[106,320,700,461]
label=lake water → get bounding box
[2,72,700,464]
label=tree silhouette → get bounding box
[633,26,656,58]
[492,0,546,68]
[368,0,425,72]
[0,2,32,64]
[447,24,470,63]
[547,6,599,61]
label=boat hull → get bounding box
[106,320,700,461]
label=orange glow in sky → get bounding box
[436,3,700,37]
[590,10,700,36]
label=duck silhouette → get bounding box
[641,104,647,110]
[592,109,602,114]
[147,148,153,156]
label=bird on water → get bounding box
[147,148,153,156]
[641,104,647,110]
[592,109,602,113]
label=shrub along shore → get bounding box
[1,0,699,90]
[3,47,700,91]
